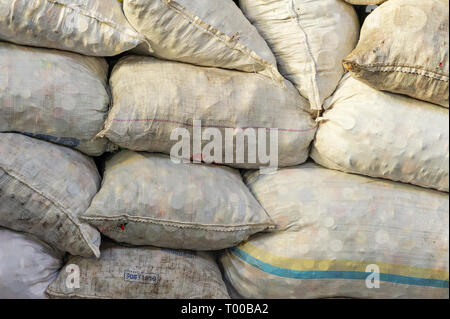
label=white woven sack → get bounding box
[101,56,317,169]
[239,0,360,112]
[0,0,145,56]
[221,163,449,299]
[311,74,449,192]
[0,133,102,257]
[0,42,112,156]
[0,227,63,299]
[123,0,282,81]
[47,242,230,299]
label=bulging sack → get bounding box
[311,74,449,192]
[344,0,449,107]
[0,0,144,56]
[239,0,360,112]
[101,56,316,169]
[0,227,64,299]
[221,163,449,299]
[123,0,282,81]
[0,133,102,257]
[47,241,230,299]
[0,42,112,156]
[82,151,274,250]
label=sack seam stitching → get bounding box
[81,215,275,231]
[344,61,449,82]
[0,165,98,256]
[287,0,321,110]
[159,0,282,82]
[46,289,112,299]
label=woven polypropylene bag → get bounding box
[123,0,282,81]
[0,227,63,299]
[101,55,316,169]
[239,0,360,113]
[344,0,449,107]
[0,133,102,257]
[46,241,230,299]
[0,0,145,56]
[81,151,274,250]
[0,42,112,156]
[311,74,449,192]
[221,163,449,299]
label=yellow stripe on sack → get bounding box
[238,242,449,281]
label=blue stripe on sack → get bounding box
[231,248,449,289]
[1,131,81,147]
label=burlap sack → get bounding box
[101,56,316,169]
[47,241,230,299]
[344,0,449,107]
[311,74,449,192]
[239,0,360,112]
[0,0,144,56]
[0,133,102,257]
[0,227,64,299]
[82,151,274,250]
[123,0,282,81]
[0,42,112,156]
[221,163,449,299]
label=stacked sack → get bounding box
[0,0,313,299]
[47,0,314,298]
[0,0,448,300]
[0,0,274,298]
[220,0,449,299]
[0,0,139,298]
